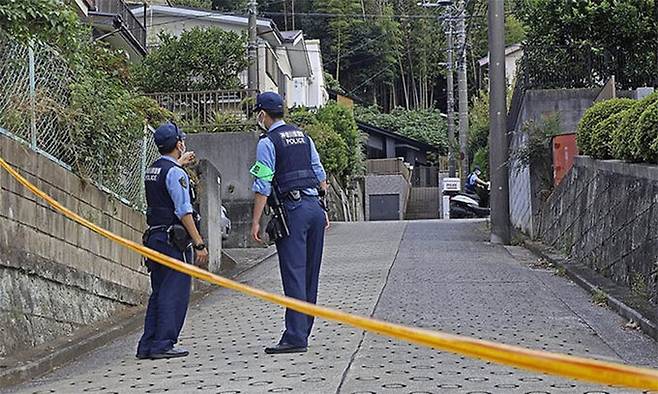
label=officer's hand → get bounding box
[324,211,331,230]
[195,247,209,267]
[178,151,196,167]
[251,222,263,243]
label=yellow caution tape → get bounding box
[2,155,658,390]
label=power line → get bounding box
[347,65,396,95]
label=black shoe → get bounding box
[136,353,151,360]
[150,347,189,359]
[265,343,307,354]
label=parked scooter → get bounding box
[449,183,491,219]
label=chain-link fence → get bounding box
[0,33,158,210]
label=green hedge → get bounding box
[635,101,658,163]
[577,98,634,156]
[611,92,658,160]
[579,94,658,164]
[590,111,626,159]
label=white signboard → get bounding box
[442,177,461,193]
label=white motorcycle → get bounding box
[449,183,491,219]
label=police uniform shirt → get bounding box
[161,156,194,219]
[252,120,326,197]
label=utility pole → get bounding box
[456,0,469,179]
[419,1,456,177]
[446,19,457,178]
[248,0,258,95]
[291,0,295,30]
[488,0,511,245]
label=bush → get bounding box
[590,111,626,159]
[577,98,634,156]
[611,92,658,161]
[316,102,365,176]
[635,101,658,163]
[288,105,361,179]
[134,27,248,93]
[304,122,350,176]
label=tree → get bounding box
[134,28,249,93]
[318,0,363,82]
[516,0,657,89]
[214,0,247,12]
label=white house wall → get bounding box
[144,15,246,48]
[291,40,328,108]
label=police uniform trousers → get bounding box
[275,195,326,347]
[137,232,192,356]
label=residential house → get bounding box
[477,43,523,88]
[358,122,439,167]
[71,0,148,62]
[290,39,328,108]
[132,5,326,109]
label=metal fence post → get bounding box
[140,124,149,209]
[28,41,36,149]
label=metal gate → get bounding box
[369,194,399,221]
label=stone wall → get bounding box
[539,156,658,304]
[0,135,148,357]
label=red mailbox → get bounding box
[552,133,578,187]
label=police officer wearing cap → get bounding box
[250,92,329,354]
[136,122,208,360]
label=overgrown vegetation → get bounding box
[592,289,608,306]
[510,113,561,199]
[0,0,171,181]
[354,105,448,152]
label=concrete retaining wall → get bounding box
[0,135,148,357]
[509,88,599,237]
[186,132,261,248]
[539,156,658,304]
[364,175,410,221]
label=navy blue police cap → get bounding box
[154,122,186,151]
[254,92,285,113]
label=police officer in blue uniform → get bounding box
[136,122,209,360]
[465,166,488,194]
[250,92,329,354]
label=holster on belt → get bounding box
[266,183,290,243]
[167,224,192,252]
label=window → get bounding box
[266,47,277,83]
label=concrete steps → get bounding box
[405,187,440,220]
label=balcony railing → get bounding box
[94,0,146,53]
[146,89,258,133]
[366,158,413,182]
